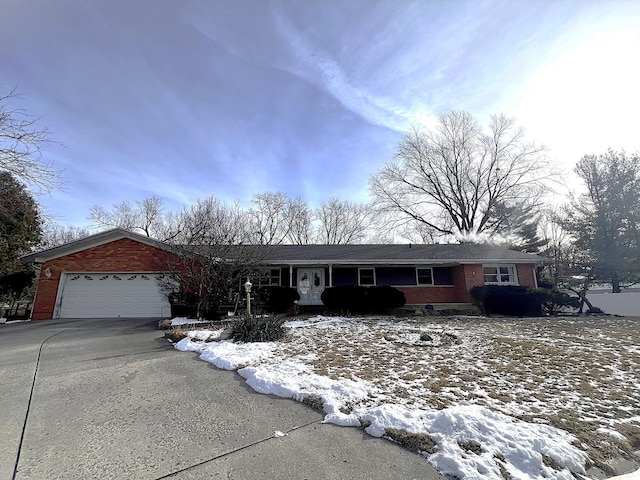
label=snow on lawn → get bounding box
[174,315,640,480]
[170,317,211,326]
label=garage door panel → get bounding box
[59,273,171,318]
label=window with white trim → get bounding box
[358,268,376,286]
[483,265,518,285]
[416,268,434,285]
[258,268,281,286]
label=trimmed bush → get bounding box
[470,285,541,316]
[530,288,580,315]
[231,314,287,342]
[470,285,579,316]
[321,286,367,314]
[321,285,406,314]
[254,286,300,314]
[369,285,406,313]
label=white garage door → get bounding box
[58,273,171,318]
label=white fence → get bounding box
[586,291,640,316]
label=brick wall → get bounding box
[31,239,171,321]
[396,264,491,305]
[393,264,541,306]
[395,286,457,305]
[451,264,484,302]
[516,264,537,288]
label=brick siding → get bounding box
[31,239,171,321]
[516,264,537,288]
[395,286,457,305]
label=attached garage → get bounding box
[57,273,170,318]
[20,229,175,321]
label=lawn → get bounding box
[173,315,640,480]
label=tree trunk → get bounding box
[569,277,598,313]
[611,271,621,293]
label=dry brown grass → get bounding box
[302,394,324,412]
[275,315,640,467]
[383,428,438,454]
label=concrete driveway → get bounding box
[0,318,445,480]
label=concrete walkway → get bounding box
[0,318,445,480]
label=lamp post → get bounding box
[244,279,252,315]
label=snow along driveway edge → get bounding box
[175,328,592,480]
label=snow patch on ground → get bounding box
[170,317,211,326]
[172,315,640,480]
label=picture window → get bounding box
[483,265,518,284]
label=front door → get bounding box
[297,268,325,305]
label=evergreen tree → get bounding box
[563,150,640,292]
[0,171,42,276]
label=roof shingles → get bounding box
[261,244,542,264]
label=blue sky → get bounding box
[2,0,639,227]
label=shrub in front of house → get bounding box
[368,285,407,313]
[529,288,580,315]
[470,285,579,316]
[321,285,406,314]
[254,286,300,314]
[168,291,218,320]
[168,291,198,318]
[470,285,541,316]
[321,286,368,314]
[231,314,287,342]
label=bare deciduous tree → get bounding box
[370,111,551,243]
[247,192,290,245]
[89,195,173,240]
[1,88,60,193]
[284,197,314,245]
[315,198,372,244]
[157,196,263,318]
[40,223,91,249]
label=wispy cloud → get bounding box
[270,5,414,132]
[2,0,640,225]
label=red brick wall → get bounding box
[395,286,457,305]
[388,263,539,306]
[450,265,484,302]
[31,239,171,321]
[516,264,537,288]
